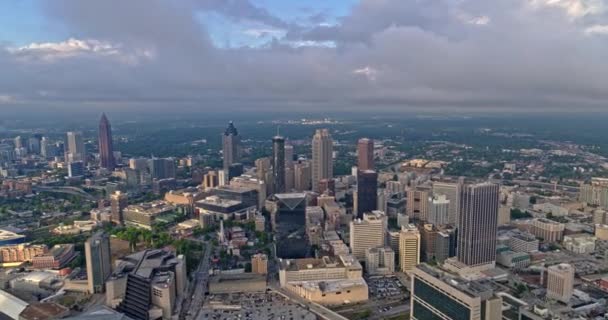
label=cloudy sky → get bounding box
[1,0,607,113]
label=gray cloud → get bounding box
[1,0,608,113]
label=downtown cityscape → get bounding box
[2,0,608,320]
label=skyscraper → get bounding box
[457,183,499,267]
[110,191,128,225]
[294,160,311,191]
[311,129,333,192]
[357,138,374,171]
[355,170,378,219]
[433,181,463,225]
[547,263,574,303]
[66,131,86,163]
[350,211,387,260]
[98,113,115,170]
[222,121,241,170]
[85,231,111,294]
[399,224,421,272]
[272,135,286,194]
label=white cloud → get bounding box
[467,16,491,25]
[243,28,285,38]
[585,24,608,35]
[7,38,155,65]
[353,66,379,81]
[529,0,605,18]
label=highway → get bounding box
[180,242,212,320]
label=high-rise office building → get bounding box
[365,247,395,275]
[66,131,86,163]
[357,138,374,171]
[410,264,503,320]
[98,113,115,170]
[85,231,112,294]
[222,121,241,170]
[406,187,431,221]
[355,170,378,219]
[433,181,462,225]
[285,144,294,167]
[14,136,25,150]
[110,191,128,225]
[272,135,286,194]
[349,211,387,260]
[547,263,574,303]
[457,183,499,267]
[28,136,41,155]
[399,224,421,272]
[428,195,450,226]
[311,129,333,192]
[67,161,85,178]
[149,158,176,180]
[294,160,311,191]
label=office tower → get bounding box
[110,191,128,225]
[266,193,308,258]
[14,136,25,150]
[272,135,286,194]
[85,231,111,294]
[228,163,243,180]
[457,183,499,267]
[433,181,461,225]
[67,161,85,178]
[98,113,115,170]
[406,187,431,221]
[318,178,336,196]
[28,136,41,154]
[410,264,503,320]
[547,263,574,303]
[114,249,187,320]
[230,175,267,209]
[386,181,403,195]
[365,247,395,275]
[349,211,387,260]
[40,137,50,158]
[294,160,311,191]
[129,157,148,171]
[311,129,333,192]
[357,138,374,171]
[149,158,176,179]
[252,253,268,275]
[579,177,608,208]
[222,121,241,170]
[428,195,450,226]
[355,170,378,219]
[66,131,86,163]
[399,224,421,272]
[285,144,294,167]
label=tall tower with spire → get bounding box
[222,121,241,170]
[98,113,115,170]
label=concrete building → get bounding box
[357,138,374,171]
[406,187,431,221]
[547,263,574,303]
[0,244,47,266]
[66,131,86,163]
[252,253,268,275]
[85,231,112,294]
[349,211,387,260]
[278,255,362,287]
[123,201,177,230]
[508,233,539,253]
[149,158,176,180]
[563,234,596,254]
[410,264,503,320]
[498,206,511,226]
[399,224,421,272]
[32,244,77,269]
[579,178,608,208]
[496,250,531,269]
[111,249,187,320]
[110,191,128,226]
[311,129,333,192]
[365,247,395,275]
[457,183,499,268]
[294,160,311,192]
[595,224,608,240]
[530,218,565,243]
[285,278,368,306]
[432,181,461,225]
[230,175,267,209]
[428,195,450,226]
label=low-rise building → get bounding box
[0,244,47,266]
[496,251,531,270]
[279,255,362,287]
[123,200,177,230]
[208,273,266,294]
[286,279,369,306]
[32,244,77,269]
[508,232,539,253]
[563,234,596,254]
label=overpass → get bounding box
[33,186,98,201]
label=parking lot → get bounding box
[199,292,317,320]
[367,275,407,300]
